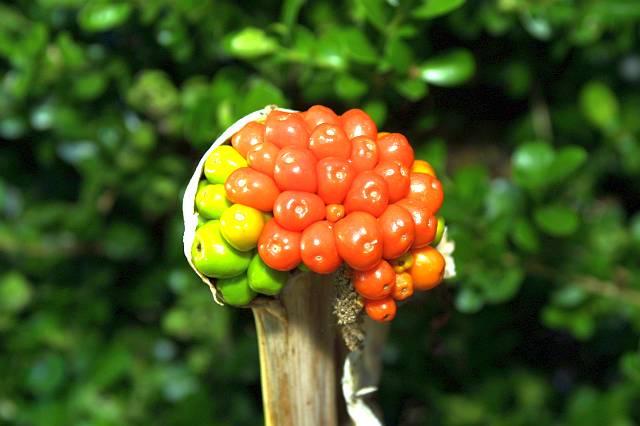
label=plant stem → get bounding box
[251,272,339,426]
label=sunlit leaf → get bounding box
[78,1,132,32]
[413,0,466,19]
[418,49,475,86]
[225,27,279,59]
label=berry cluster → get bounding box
[191,106,447,322]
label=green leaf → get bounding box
[481,267,524,303]
[363,100,387,126]
[551,285,587,308]
[127,70,179,117]
[415,138,447,174]
[77,1,132,32]
[289,26,315,62]
[225,27,278,59]
[354,0,389,31]
[418,49,475,86]
[548,145,587,183]
[27,353,66,395]
[239,78,287,115]
[394,78,428,101]
[630,213,640,247]
[620,352,640,383]
[542,307,595,340]
[455,287,484,313]
[534,204,580,237]
[92,345,133,388]
[511,218,540,252]
[485,179,523,221]
[56,32,86,68]
[163,308,191,338]
[580,81,619,131]
[619,135,640,174]
[57,141,98,166]
[281,0,306,31]
[0,271,32,313]
[72,71,108,100]
[521,13,552,40]
[413,0,466,19]
[0,117,27,139]
[453,165,490,211]
[512,141,555,190]
[315,30,347,70]
[341,29,378,64]
[384,38,413,73]
[335,74,367,100]
[103,222,148,260]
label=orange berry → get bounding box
[409,246,445,291]
[392,273,414,301]
[411,159,436,177]
[326,204,345,223]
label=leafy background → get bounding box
[2,0,640,424]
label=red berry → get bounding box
[350,136,379,173]
[265,110,309,149]
[246,142,279,177]
[231,121,265,157]
[258,219,301,271]
[341,109,377,140]
[273,147,318,192]
[225,167,280,212]
[364,297,397,322]
[303,105,340,131]
[378,204,415,259]
[316,157,356,204]
[353,260,396,300]
[273,191,325,232]
[408,173,444,214]
[377,133,414,168]
[374,160,410,203]
[333,211,383,271]
[308,123,351,160]
[300,221,342,274]
[344,171,389,218]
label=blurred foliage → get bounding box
[1,0,640,425]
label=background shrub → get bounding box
[1,0,640,424]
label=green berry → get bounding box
[195,183,231,219]
[247,254,288,295]
[217,274,256,306]
[191,221,251,278]
[204,145,247,184]
[432,216,445,246]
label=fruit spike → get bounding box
[190,105,447,320]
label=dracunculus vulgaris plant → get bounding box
[183,105,455,425]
